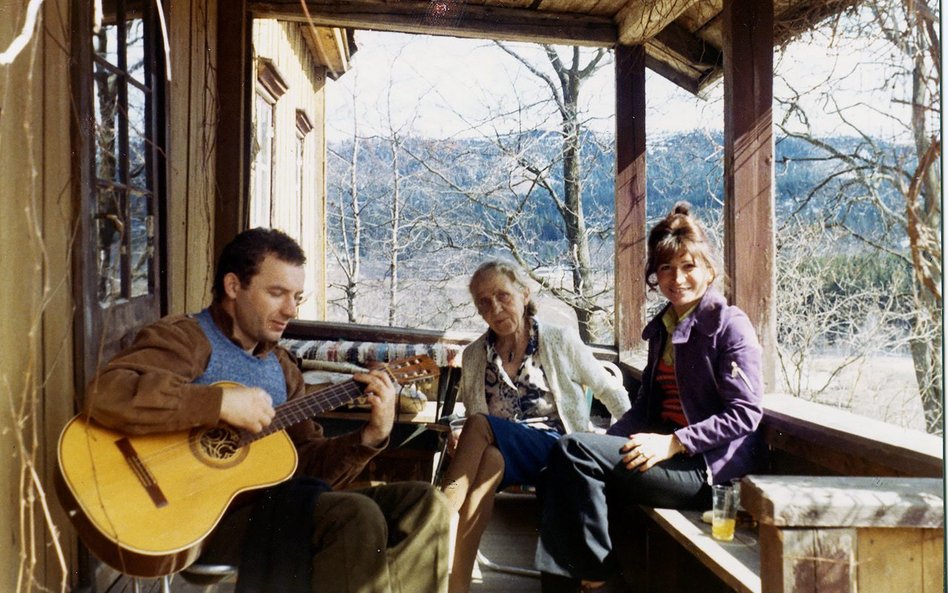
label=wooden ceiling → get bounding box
[250,0,857,94]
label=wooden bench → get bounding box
[637,506,762,593]
[612,393,944,593]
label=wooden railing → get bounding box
[761,393,942,477]
[285,319,479,346]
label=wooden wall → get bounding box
[0,1,224,591]
[252,19,328,320]
[167,0,221,315]
[0,1,78,591]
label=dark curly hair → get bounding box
[212,227,306,302]
[645,201,719,290]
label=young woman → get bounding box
[441,260,631,593]
[534,203,767,593]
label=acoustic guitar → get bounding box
[56,355,439,577]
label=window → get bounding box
[76,0,167,377]
[295,109,313,237]
[250,58,287,228]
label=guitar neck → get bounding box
[239,380,364,445]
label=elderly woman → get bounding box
[441,260,631,593]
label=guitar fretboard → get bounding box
[237,379,364,446]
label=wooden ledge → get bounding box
[762,394,943,477]
[742,475,945,528]
[285,319,478,345]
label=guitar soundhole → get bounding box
[190,426,249,468]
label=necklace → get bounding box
[498,336,523,364]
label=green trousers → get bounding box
[311,481,450,593]
[200,480,450,593]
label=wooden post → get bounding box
[614,44,647,359]
[722,0,777,389]
[215,0,252,262]
[743,475,945,593]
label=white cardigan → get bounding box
[458,320,631,434]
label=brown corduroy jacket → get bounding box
[83,303,384,488]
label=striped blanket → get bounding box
[280,338,463,368]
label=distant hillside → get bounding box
[327,130,910,247]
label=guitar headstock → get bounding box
[384,355,441,386]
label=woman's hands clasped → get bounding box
[619,432,686,472]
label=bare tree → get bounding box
[399,44,614,341]
[494,43,611,342]
[775,1,941,432]
[327,50,463,329]
[775,221,923,424]
[380,82,413,327]
[327,74,364,322]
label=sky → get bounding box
[324,28,920,144]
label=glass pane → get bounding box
[96,185,124,304]
[93,24,120,69]
[126,17,146,85]
[93,64,121,184]
[129,190,152,297]
[127,84,147,187]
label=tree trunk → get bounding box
[907,28,942,434]
[388,137,402,327]
[558,49,601,342]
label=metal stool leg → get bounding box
[131,575,172,593]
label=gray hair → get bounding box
[469,259,538,317]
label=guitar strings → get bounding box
[84,360,437,506]
[113,361,434,468]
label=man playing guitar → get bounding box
[79,227,449,592]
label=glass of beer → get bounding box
[711,484,737,542]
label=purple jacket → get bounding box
[607,287,767,484]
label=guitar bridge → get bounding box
[115,437,168,508]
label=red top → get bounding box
[655,358,687,427]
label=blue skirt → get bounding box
[486,416,561,490]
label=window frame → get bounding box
[249,58,288,228]
[73,0,168,386]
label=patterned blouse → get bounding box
[483,318,565,434]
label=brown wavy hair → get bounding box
[644,202,719,290]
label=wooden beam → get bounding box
[614,44,648,358]
[742,476,944,529]
[722,0,776,389]
[215,0,251,264]
[302,25,350,79]
[616,0,697,45]
[643,53,700,95]
[249,0,616,47]
[648,21,722,88]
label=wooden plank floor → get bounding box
[470,492,542,593]
[111,492,542,593]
